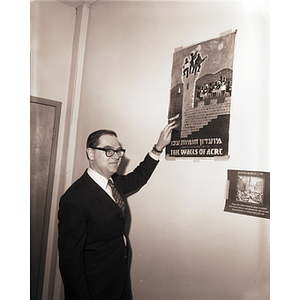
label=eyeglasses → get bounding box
[90,147,126,157]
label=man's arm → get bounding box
[116,116,179,194]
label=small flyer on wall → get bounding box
[166,30,237,160]
[224,169,270,219]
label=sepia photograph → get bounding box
[28,1,273,299]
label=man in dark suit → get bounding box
[58,117,178,300]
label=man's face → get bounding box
[87,134,122,178]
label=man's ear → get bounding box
[86,148,94,161]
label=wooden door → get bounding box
[30,97,61,300]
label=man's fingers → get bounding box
[168,113,180,122]
[164,121,177,132]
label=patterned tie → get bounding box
[108,179,126,216]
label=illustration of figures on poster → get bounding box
[166,30,237,159]
[224,170,270,219]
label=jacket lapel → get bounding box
[82,170,123,215]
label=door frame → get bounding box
[30,96,62,300]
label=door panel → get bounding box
[30,97,61,300]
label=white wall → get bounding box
[73,1,270,299]
[31,0,75,101]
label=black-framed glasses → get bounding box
[90,147,126,157]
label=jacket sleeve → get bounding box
[115,153,159,195]
[58,191,91,300]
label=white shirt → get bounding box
[148,150,160,161]
[87,167,114,199]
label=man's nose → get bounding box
[111,152,121,159]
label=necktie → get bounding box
[108,179,126,216]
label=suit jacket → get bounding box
[58,154,159,300]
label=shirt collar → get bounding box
[87,167,110,190]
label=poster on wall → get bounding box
[224,169,270,219]
[166,30,237,159]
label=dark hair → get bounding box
[86,129,117,149]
